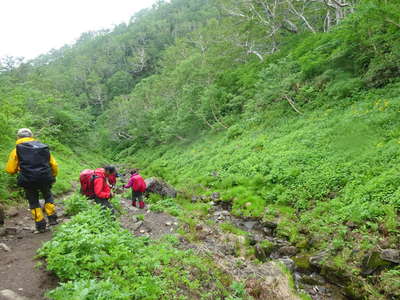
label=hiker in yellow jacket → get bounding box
[5,128,59,232]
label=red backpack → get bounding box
[79,169,98,198]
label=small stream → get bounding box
[212,202,349,300]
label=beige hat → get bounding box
[17,128,33,138]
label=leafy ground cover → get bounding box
[39,194,243,300]
[121,84,400,298]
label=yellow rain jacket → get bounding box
[5,137,58,177]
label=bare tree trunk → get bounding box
[211,104,229,129]
[284,95,303,114]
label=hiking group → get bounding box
[79,167,146,211]
[5,128,146,233]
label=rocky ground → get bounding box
[208,206,346,300]
[120,197,179,238]
[3,181,387,300]
[117,190,302,300]
[0,206,60,300]
[0,197,336,300]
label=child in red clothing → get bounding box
[124,169,146,209]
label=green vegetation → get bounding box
[63,194,92,216]
[39,197,238,299]
[220,222,248,237]
[148,196,183,216]
[1,0,400,298]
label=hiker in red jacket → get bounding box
[124,169,146,209]
[108,173,117,188]
[93,166,117,213]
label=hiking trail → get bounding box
[1,187,346,300]
[0,191,73,300]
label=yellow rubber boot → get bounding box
[44,203,56,216]
[31,208,44,222]
[45,203,58,225]
[31,208,46,232]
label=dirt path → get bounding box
[0,193,317,300]
[119,198,178,238]
[0,190,72,300]
[0,207,58,300]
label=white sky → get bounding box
[0,0,155,60]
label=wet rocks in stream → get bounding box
[211,203,348,300]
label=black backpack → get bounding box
[16,141,54,187]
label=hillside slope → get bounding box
[1,0,400,298]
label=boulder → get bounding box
[255,244,268,262]
[278,258,295,273]
[263,220,278,229]
[200,195,208,201]
[380,249,400,264]
[361,251,391,275]
[243,221,257,230]
[299,273,326,285]
[132,221,143,231]
[0,243,11,252]
[278,246,298,257]
[145,178,177,198]
[0,290,29,300]
[259,240,277,257]
[296,238,310,250]
[6,207,19,218]
[210,192,220,201]
[309,250,330,268]
[220,210,230,216]
[5,227,17,235]
[345,221,357,230]
[293,255,312,272]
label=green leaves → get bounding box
[39,202,233,299]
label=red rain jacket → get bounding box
[124,173,146,192]
[93,168,111,199]
[108,173,117,186]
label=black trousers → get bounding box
[132,191,143,202]
[24,185,54,209]
[94,198,115,214]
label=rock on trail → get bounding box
[119,198,178,238]
[0,289,29,300]
[145,177,177,198]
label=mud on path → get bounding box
[0,192,72,300]
[0,207,57,300]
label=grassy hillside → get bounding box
[1,0,400,298]
[111,3,400,297]
[120,83,400,298]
